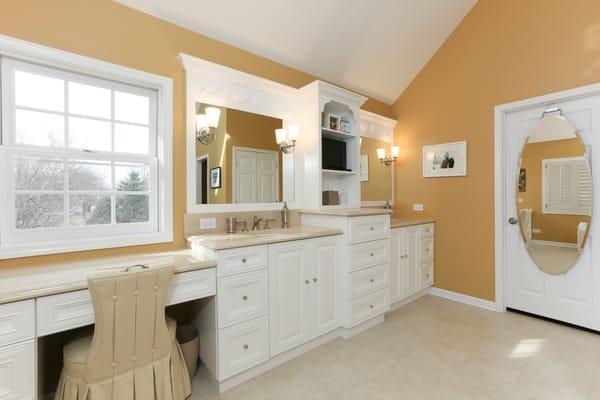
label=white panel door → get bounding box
[0,340,35,400]
[256,151,278,203]
[403,226,419,297]
[234,149,257,203]
[505,95,600,330]
[269,241,310,356]
[310,237,341,337]
[389,228,404,303]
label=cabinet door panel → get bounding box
[389,229,404,303]
[0,340,35,400]
[269,241,310,356]
[403,226,420,297]
[310,237,341,337]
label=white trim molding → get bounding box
[0,34,173,259]
[494,82,600,312]
[428,287,497,312]
[179,53,301,214]
[359,110,397,143]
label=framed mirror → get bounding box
[517,110,592,274]
[360,137,392,205]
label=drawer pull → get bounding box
[243,344,249,350]
[305,280,310,285]
[370,252,374,257]
[241,257,247,263]
[426,274,430,278]
[370,278,374,283]
[370,227,374,231]
[369,304,374,309]
[313,278,318,283]
[242,295,248,301]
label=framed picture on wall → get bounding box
[423,141,467,177]
[210,167,221,189]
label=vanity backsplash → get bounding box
[184,210,301,236]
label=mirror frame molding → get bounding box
[180,53,300,213]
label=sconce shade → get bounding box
[288,124,300,141]
[376,148,386,160]
[205,107,221,127]
[196,114,209,129]
[391,146,400,158]
[275,128,287,144]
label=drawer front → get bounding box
[37,290,93,337]
[349,215,390,244]
[350,239,389,272]
[167,268,216,306]
[217,246,268,277]
[218,270,268,329]
[419,223,434,238]
[0,340,35,400]
[0,300,35,347]
[419,261,434,289]
[349,264,388,299]
[349,289,389,327]
[218,316,269,380]
[419,237,434,263]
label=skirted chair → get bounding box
[55,264,192,400]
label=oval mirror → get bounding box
[517,110,592,274]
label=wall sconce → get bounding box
[275,123,300,153]
[196,106,221,145]
[377,146,400,166]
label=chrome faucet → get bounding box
[252,216,263,231]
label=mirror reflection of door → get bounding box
[517,111,592,274]
[196,155,208,204]
[233,147,279,203]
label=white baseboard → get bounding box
[427,287,497,312]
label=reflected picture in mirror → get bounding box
[194,103,294,205]
[517,110,592,274]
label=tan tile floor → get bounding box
[190,295,600,399]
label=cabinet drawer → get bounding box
[419,237,434,263]
[218,316,269,380]
[419,261,434,289]
[218,270,268,329]
[349,289,389,327]
[350,239,389,272]
[419,223,434,238]
[0,300,35,347]
[216,246,268,277]
[0,340,35,400]
[348,215,390,244]
[167,268,216,306]
[37,290,93,337]
[349,264,388,299]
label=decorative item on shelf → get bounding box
[340,117,350,133]
[377,146,400,166]
[210,167,221,189]
[196,105,221,145]
[275,123,300,153]
[422,141,467,177]
[329,115,339,131]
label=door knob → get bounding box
[508,217,519,225]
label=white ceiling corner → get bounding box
[116,0,477,104]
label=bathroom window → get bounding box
[542,156,592,216]
[0,44,173,258]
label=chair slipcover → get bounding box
[55,265,192,400]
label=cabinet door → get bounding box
[0,340,35,400]
[403,226,420,297]
[310,237,341,338]
[389,228,405,303]
[269,241,310,356]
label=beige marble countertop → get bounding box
[0,249,216,305]
[390,217,435,228]
[187,225,343,250]
[300,208,393,217]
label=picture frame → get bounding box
[210,167,221,189]
[422,141,467,178]
[360,154,369,182]
[329,115,339,131]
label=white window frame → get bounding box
[541,156,591,216]
[0,34,173,259]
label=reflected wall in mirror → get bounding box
[195,103,294,205]
[360,137,391,202]
[517,111,592,274]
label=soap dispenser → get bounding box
[281,201,290,229]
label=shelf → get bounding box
[321,127,356,141]
[322,169,356,176]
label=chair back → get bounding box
[83,264,174,383]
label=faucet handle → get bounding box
[236,220,248,232]
[263,218,276,230]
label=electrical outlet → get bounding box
[199,218,217,230]
[413,204,424,212]
[532,228,541,233]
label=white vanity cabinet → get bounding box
[269,236,341,356]
[390,223,435,304]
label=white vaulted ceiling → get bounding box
[116,0,477,104]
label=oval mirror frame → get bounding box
[516,112,592,275]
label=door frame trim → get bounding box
[494,83,600,312]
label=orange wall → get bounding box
[0,0,391,268]
[392,0,600,301]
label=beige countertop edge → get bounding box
[300,208,393,217]
[390,218,436,228]
[188,227,343,251]
[0,250,216,305]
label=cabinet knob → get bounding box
[370,278,374,283]
[243,344,249,350]
[404,254,408,258]
[370,252,374,257]
[241,257,247,263]
[426,274,430,278]
[242,295,248,301]
[369,305,374,309]
[313,278,317,283]
[305,280,310,285]
[370,227,374,231]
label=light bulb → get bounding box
[205,107,221,127]
[391,146,400,158]
[376,148,386,160]
[196,114,209,129]
[288,123,300,141]
[275,128,287,144]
